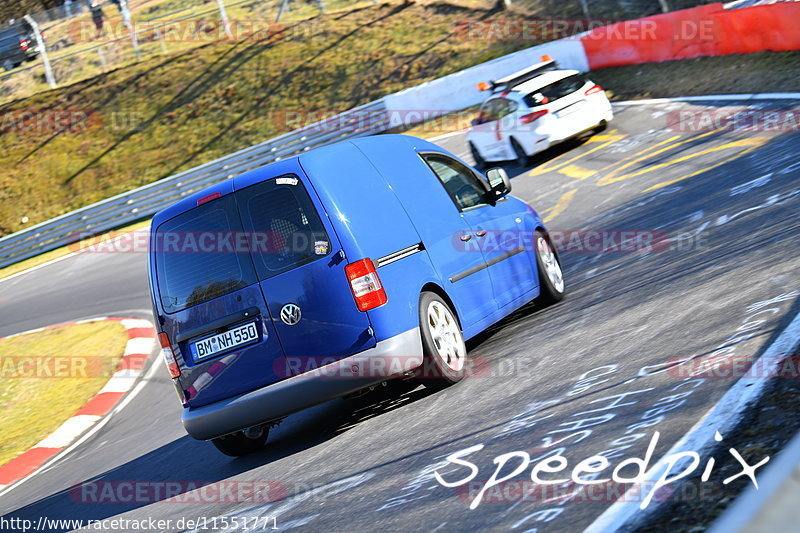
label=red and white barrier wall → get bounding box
[581,1,800,69]
[383,1,800,117]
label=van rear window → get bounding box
[237,177,331,280]
[154,194,257,314]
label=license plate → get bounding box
[191,321,259,361]
[555,102,584,118]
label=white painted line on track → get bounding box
[613,93,800,106]
[35,415,102,449]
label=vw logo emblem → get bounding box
[280,303,302,326]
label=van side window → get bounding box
[237,176,331,280]
[421,153,488,211]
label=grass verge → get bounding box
[0,320,128,467]
[0,0,535,237]
[592,51,800,101]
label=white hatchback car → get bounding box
[467,58,613,168]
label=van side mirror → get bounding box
[486,168,511,200]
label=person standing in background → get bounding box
[90,1,104,38]
[63,0,73,18]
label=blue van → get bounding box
[148,134,565,456]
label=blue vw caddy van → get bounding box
[148,134,565,456]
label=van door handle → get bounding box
[476,230,487,237]
[460,234,472,242]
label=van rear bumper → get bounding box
[182,328,423,440]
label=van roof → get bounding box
[150,134,442,231]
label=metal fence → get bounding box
[0,98,388,268]
[0,0,340,95]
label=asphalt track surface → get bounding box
[0,98,799,533]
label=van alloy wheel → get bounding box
[427,300,465,372]
[537,236,564,293]
[418,292,467,386]
[533,231,565,306]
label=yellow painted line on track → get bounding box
[542,189,577,222]
[529,130,627,178]
[559,164,596,180]
[596,130,719,186]
[644,137,771,192]
[602,135,770,189]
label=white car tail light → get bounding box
[585,84,604,96]
[520,110,549,124]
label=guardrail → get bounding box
[0,98,388,269]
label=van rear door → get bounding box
[152,189,288,408]
[235,169,375,377]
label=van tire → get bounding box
[511,137,531,167]
[211,426,269,457]
[534,230,565,306]
[419,292,467,387]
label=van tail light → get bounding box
[19,39,29,50]
[345,258,388,311]
[158,332,181,378]
[519,110,549,124]
[585,84,604,96]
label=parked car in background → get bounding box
[148,134,566,457]
[0,19,40,71]
[468,56,613,168]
